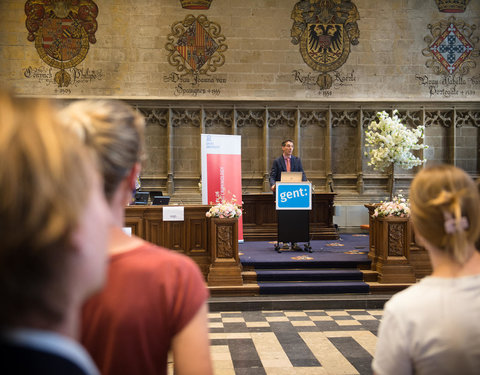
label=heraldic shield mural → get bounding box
[422,16,478,76]
[25,0,98,88]
[165,14,227,76]
[291,0,360,90]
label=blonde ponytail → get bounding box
[410,165,480,265]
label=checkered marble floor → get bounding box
[207,309,383,375]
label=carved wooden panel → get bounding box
[166,221,186,252]
[124,209,144,237]
[388,222,406,256]
[125,206,212,278]
[187,217,208,254]
[242,193,338,241]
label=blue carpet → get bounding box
[239,234,370,294]
[239,234,370,269]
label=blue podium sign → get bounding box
[276,182,312,210]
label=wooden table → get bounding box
[241,193,338,241]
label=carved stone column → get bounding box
[207,218,243,286]
[375,216,416,283]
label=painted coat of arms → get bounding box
[422,16,478,76]
[291,0,360,89]
[165,14,227,76]
[25,0,98,87]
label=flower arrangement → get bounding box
[365,110,428,200]
[365,110,427,171]
[206,192,242,219]
[373,194,410,218]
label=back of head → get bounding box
[0,91,95,327]
[410,164,480,264]
[59,100,145,202]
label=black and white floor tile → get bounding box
[207,309,383,375]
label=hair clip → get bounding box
[444,213,469,234]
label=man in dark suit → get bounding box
[269,139,307,251]
[269,139,307,191]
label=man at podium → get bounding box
[269,139,307,191]
[269,139,309,251]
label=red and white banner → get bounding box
[201,134,243,242]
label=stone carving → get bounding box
[425,111,453,127]
[362,111,378,129]
[171,109,201,127]
[204,109,233,128]
[299,110,327,127]
[456,110,480,127]
[135,102,479,196]
[139,108,168,127]
[236,110,264,128]
[396,110,423,127]
[268,110,296,128]
[331,110,358,128]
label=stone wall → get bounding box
[132,101,480,204]
[1,0,479,227]
[1,0,479,100]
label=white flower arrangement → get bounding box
[373,194,410,218]
[365,110,427,172]
[206,192,242,219]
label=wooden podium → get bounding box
[275,181,312,252]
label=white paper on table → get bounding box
[163,206,184,221]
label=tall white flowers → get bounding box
[365,110,427,171]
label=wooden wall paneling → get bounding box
[187,217,208,253]
[128,206,212,278]
[144,208,164,247]
[124,206,145,237]
[165,221,186,253]
[242,193,338,240]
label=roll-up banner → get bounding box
[201,134,243,242]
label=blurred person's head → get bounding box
[410,164,480,265]
[59,100,145,206]
[0,91,111,330]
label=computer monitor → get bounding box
[133,191,149,205]
[280,171,303,182]
[149,191,162,202]
[152,196,170,205]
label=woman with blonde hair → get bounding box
[373,164,480,375]
[60,100,212,375]
[0,92,111,374]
